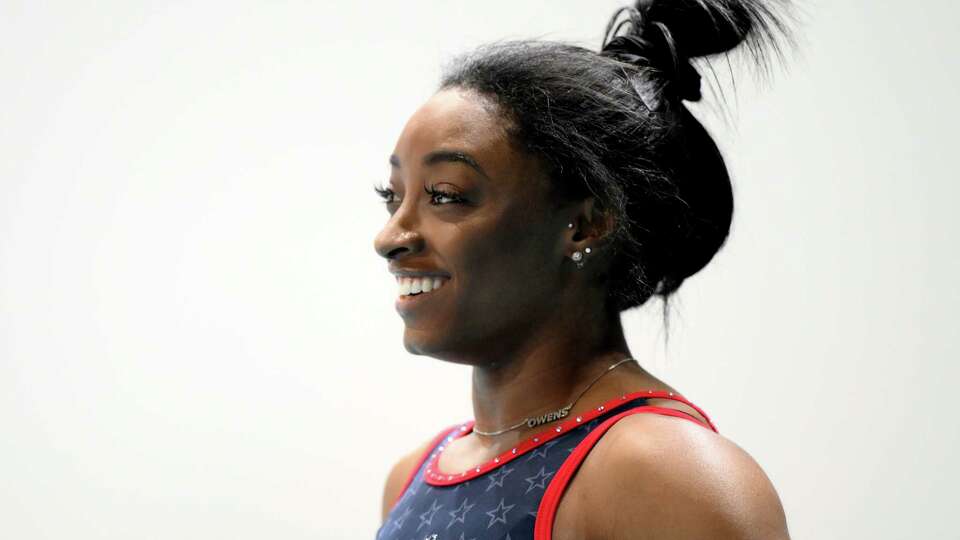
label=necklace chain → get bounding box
[471,356,638,437]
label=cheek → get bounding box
[452,216,558,313]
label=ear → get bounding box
[569,197,616,246]
[565,197,617,274]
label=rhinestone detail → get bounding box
[423,389,702,486]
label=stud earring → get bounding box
[571,250,584,269]
[568,224,591,269]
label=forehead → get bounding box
[393,88,541,185]
[398,88,507,152]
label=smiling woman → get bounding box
[372,1,796,539]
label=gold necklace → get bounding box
[472,356,638,437]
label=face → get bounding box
[373,88,572,364]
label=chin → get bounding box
[401,326,437,357]
[401,327,476,366]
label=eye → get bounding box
[424,184,467,205]
[373,184,399,205]
[373,183,467,207]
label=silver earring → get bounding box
[568,224,589,269]
[571,250,584,268]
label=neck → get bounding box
[469,303,647,449]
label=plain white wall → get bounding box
[2,1,957,538]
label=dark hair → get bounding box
[439,0,796,317]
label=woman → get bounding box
[373,1,794,538]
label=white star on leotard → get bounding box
[526,439,559,462]
[485,497,516,528]
[390,506,413,533]
[485,465,514,491]
[457,533,476,540]
[524,466,555,494]
[416,500,443,531]
[446,497,475,529]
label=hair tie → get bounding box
[600,20,702,105]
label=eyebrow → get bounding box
[389,150,490,179]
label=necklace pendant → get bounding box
[525,406,571,429]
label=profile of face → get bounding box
[373,88,578,365]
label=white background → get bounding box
[2,1,957,538]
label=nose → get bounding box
[373,206,426,261]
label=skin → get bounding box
[373,87,789,539]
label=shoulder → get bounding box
[380,429,449,522]
[572,412,789,540]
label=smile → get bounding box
[397,276,449,297]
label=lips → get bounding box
[389,266,452,279]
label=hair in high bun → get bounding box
[440,0,796,317]
[600,0,795,109]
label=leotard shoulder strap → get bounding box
[534,392,718,539]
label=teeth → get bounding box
[397,276,448,297]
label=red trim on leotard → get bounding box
[390,423,460,509]
[532,399,719,540]
[423,389,716,486]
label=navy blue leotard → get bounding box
[377,389,717,540]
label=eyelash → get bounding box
[373,184,466,206]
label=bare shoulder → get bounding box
[570,413,789,540]
[380,435,438,523]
